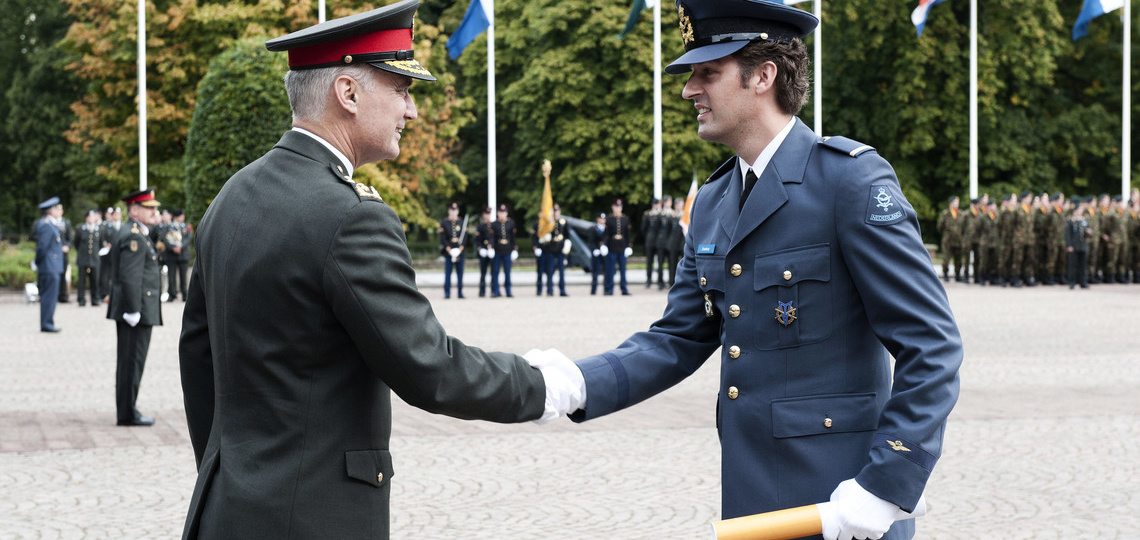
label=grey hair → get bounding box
[283,65,379,122]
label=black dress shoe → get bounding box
[41,327,61,333]
[117,414,155,427]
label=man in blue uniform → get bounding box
[603,199,632,296]
[529,2,963,539]
[34,197,65,332]
[439,202,466,299]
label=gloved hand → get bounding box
[30,260,37,271]
[510,250,518,262]
[592,249,600,257]
[540,233,552,244]
[534,248,542,257]
[562,239,572,255]
[819,479,927,540]
[523,348,586,424]
[123,312,141,327]
[479,248,489,258]
[449,248,461,260]
[600,245,609,257]
[623,247,633,258]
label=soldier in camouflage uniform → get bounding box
[1010,191,1036,287]
[997,194,1017,287]
[1046,193,1069,285]
[979,199,1001,285]
[937,195,966,282]
[1032,194,1053,284]
[1105,195,1129,283]
[962,198,984,283]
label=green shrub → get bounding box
[0,241,39,290]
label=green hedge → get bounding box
[0,241,39,290]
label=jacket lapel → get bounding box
[728,119,815,252]
[716,162,743,239]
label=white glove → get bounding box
[562,239,572,255]
[523,348,586,424]
[534,248,542,257]
[540,233,552,243]
[449,248,461,260]
[600,245,609,257]
[123,312,141,327]
[30,260,37,271]
[510,250,518,262]
[819,479,927,540]
[623,247,633,258]
[479,248,489,258]
[592,249,600,257]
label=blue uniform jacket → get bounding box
[571,119,962,537]
[34,217,65,275]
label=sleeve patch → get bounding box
[865,184,907,226]
[873,433,937,471]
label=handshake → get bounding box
[522,348,585,424]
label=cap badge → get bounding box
[775,300,797,326]
[678,6,694,45]
[344,55,354,64]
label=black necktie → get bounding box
[740,169,758,212]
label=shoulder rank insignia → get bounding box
[886,440,911,452]
[353,183,383,201]
[819,136,875,158]
[865,184,907,226]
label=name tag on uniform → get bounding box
[697,244,716,254]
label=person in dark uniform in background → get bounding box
[108,188,163,426]
[603,198,632,296]
[439,202,466,299]
[55,211,74,304]
[34,197,65,332]
[474,206,494,297]
[531,219,549,296]
[589,212,606,295]
[548,204,570,296]
[178,4,558,538]
[653,195,674,288]
[641,197,662,288]
[527,2,962,538]
[153,209,172,300]
[491,203,517,297]
[1066,196,1092,289]
[667,196,686,286]
[165,209,192,301]
[74,209,104,307]
[99,207,121,302]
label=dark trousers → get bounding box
[535,251,550,295]
[668,249,683,286]
[37,272,60,330]
[491,253,512,296]
[116,321,152,423]
[548,253,566,295]
[77,265,99,306]
[168,260,188,300]
[645,244,664,286]
[590,256,604,294]
[98,256,112,300]
[444,254,465,298]
[604,252,628,295]
[58,267,69,302]
[478,255,491,297]
[1067,250,1089,288]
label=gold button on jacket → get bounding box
[823,418,833,428]
[700,276,708,287]
[728,345,741,359]
[783,270,792,281]
[728,304,741,318]
[727,386,739,399]
[730,264,742,277]
[377,473,384,483]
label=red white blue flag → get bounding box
[911,0,950,37]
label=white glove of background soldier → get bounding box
[623,247,633,258]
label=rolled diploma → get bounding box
[711,503,823,540]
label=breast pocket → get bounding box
[753,243,832,349]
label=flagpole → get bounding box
[487,22,497,212]
[319,0,326,23]
[137,0,146,191]
[813,0,822,136]
[1123,0,1131,199]
[653,0,663,200]
[969,0,978,199]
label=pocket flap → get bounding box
[754,243,831,291]
[345,449,393,488]
[695,255,726,292]
[771,393,878,438]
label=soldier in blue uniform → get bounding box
[474,207,494,297]
[589,212,606,295]
[34,197,65,332]
[439,202,466,299]
[528,2,963,539]
[603,199,632,296]
[548,204,570,296]
[490,203,518,297]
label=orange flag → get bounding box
[679,177,698,235]
[537,160,555,238]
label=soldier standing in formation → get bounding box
[641,198,663,289]
[1065,199,1092,288]
[73,209,104,307]
[165,209,192,301]
[34,197,65,332]
[491,203,517,298]
[108,188,163,426]
[98,207,121,303]
[474,207,494,297]
[546,204,570,297]
[666,196,685,286]
[439,202,466,299]
[936,195,964,282]
[589,212,606,295]
[603,198,632,296]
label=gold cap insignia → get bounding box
[678,6,694,45]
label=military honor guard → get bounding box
[490,203,518,297]
[1066,197,1093,289]
[641,197,664,288]
[526,2,963,538]
[73,209,104,307]
[439,202,466,299]
[34,197,65,332]
[164,209,192,301]
[589,212,607,295]
[474,206,494,297]
[547,204,570,296]
[603,198,632,296]
[667,196,686,286]
[98,207,121,302]
[531,219,550,296]
[936,195,964,282]
[108,188,163,426]
[178,4,553,537]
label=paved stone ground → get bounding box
[1,269,1138,539]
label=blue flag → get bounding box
[911,0,950,37]
[1073,0,1124,41]
[447,0,493,60]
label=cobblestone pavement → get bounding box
[1,272,1138,539]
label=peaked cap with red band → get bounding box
[265,0,435,81]
[122,187,161,208]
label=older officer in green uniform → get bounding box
[528,2,962,539]
[178,3,560,539]
[108,188,163,426]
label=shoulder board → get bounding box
[130,224,141,235]
[819,136,876,158]
[352,182,384,202]
[705,156,738,185]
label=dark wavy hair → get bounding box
[732,38,810,116]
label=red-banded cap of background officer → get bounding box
[121,187,161,208]
[265,0,436,82]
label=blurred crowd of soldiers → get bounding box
[937,188,1140,287]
